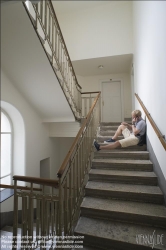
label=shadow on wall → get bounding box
[147,137,166,205]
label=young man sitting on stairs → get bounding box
[94,110,146,151]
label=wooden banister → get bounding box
[135,93,166,150]
[48,0,81,89]
[13,176,59,188]
[81,91,100,94]
[0,184,41,191]
[57,92,101,178]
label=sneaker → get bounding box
[104,138,116,143]
[93,140,101,151]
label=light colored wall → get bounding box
[49,122,80,137]
[133,1,166,179]
[77,73,132,119]
[1,70,59,178]
[1,101,25,180]
[1,70,60,211]
[56,1,133,61]
[58,138,75,167]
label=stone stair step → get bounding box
[2,226,20,233]
[97,136,123,142]
[1,226,21,235]
[100,126,118,131]
[72,246,107,250]
[81,197,166,228]
[73,247,105,250]
[99,143,147,151]
[0,228,21,250]
[85,181,164,204]
[0,230,13,238]
[94,151,149,160]
[100,122,121,126]
[89,169,158,185]
[81,247,107,250]
[0,232,14,250]
[100,130,117,136]
[74,216,166,250]
[92,159,153,171]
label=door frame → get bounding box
[100,79,124,122]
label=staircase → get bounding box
[74,122,166,250]
[1,122,166,250]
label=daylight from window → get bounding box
[1,111,12,190]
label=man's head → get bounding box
[131,110,142,120]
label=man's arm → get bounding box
[121,122,132,129]
[131,125,140,135]
[121,120,140,135]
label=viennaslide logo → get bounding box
[136,230,164,249]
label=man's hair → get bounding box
[131,110,142,117]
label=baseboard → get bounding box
[147,137,166,204]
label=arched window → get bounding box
[1,110,13,189]
[1,102,25,202]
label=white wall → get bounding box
[1,70,60,212]
[1,2,75,123]
[56,1,133,61]
[58,138,75,167]
[77,73,132,118]
[133,1,166,179]
[1,101,25,182]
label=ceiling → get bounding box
[52,1,111,14]
[72,54,133,76]
[1,2,75,122]
[52,1,133,77]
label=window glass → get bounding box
[1,112,11,132]
[1,134,11,177]
[1,111,12,190]
[0,175,11,191]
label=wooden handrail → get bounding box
[13,176,59,188]
[57,92,101,178]
[48,0,81,89]
[81,91,100,95]
[135,93,166,150]
[0,184,41,191]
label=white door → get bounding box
[102,81,122,122]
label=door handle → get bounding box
[102,101,104,106]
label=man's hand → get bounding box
[132,118,136,124]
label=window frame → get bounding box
[1,109,13,189]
